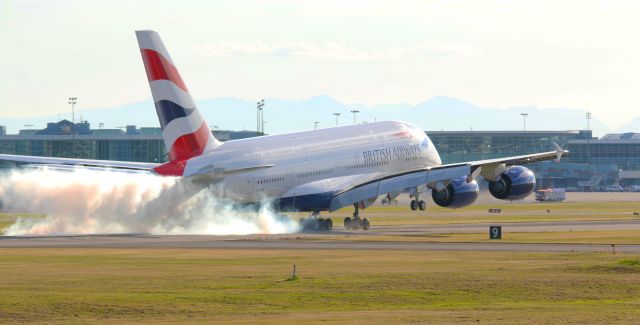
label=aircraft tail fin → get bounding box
[135,30,220,164]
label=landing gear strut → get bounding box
[299,211,333,232]
[344,203,370,230]
[410,189,427,211]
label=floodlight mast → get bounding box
[350,110,360,124]
[520,113,528,132]
[586,111,592,176]
[256,99,265,136]
[333,113,341,126]
[68,97,78,156]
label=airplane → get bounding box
[0,30,567,231]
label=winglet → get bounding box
[553,142,568,162]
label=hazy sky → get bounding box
[1,0,639,128]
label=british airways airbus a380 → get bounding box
[0,31,567,231]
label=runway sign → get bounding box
[489,226,502,240]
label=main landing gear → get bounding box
[410,189,427,211]
[343,203,371,230]
[299,211,333,231]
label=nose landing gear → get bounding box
[410,189,427,211]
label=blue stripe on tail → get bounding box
[154,100,196,129]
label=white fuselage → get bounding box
[183,121,442,208]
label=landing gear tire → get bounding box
[319,218,331,231]
[351,217,362,230]
[344,217,352,229]
[313,219,321,231]
[362,218,370,230]
[299,217,333,232]
[347,203,371,230]
[410,200,418,211]
[418,200,427,211]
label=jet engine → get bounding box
[431,177,479,208]
[487,166,536,200]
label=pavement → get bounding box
[1,219,639,252]
[365,219,640,235]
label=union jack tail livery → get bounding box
[136,30,220,175]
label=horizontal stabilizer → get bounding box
[23,164,152,174]
[0,154,158,171]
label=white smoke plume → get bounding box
[0,168,299,236]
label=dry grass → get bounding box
[324,201,640,226]
[2,201,640,323]
[0,213,44,234]
[321,230,640,245]
[0,248,639,324]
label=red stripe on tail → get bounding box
[168,122,211,161]
[140,49,188,92]
[153,159,187,177]
[153,122,210,177]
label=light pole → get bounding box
[333,113,341,126]
[586,111,592,176]
[350,110,360,124]
[520,113,528,132]
[68,97,78,157]
[261,100,265,134]
[314,121,319,130]
[256,99,265,135]
[519,113,528,155]
[68,97,77,124]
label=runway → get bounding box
[2,219,640,252]
[366,219,640,235]
[1,234,638,252]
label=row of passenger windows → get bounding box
[259,158,415,184]
[347,160,390,169]
[258,176,284,184]
[297,169,333,178]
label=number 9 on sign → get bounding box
[490,226,502,240]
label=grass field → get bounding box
[325,230,640,245]
[0,248,639,324]
[0,214,44,234]
[327,201,640,225]
[3,201,640,233]
[2,201,640,323]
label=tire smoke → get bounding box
[0,168,299,236]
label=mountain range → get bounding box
[0,95,632,137]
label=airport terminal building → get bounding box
[0,120,261,164]
[427,130,640,189]
[0,120,638,189]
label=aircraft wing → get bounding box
[463,148,567,169]
[328,148,568,211]
[328,164,470,211]
[0,154,159,172]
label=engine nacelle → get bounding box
[488,166,536,200]
[432,177,479,208]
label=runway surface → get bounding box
[2,219,640,252]
[367,219,640,235]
